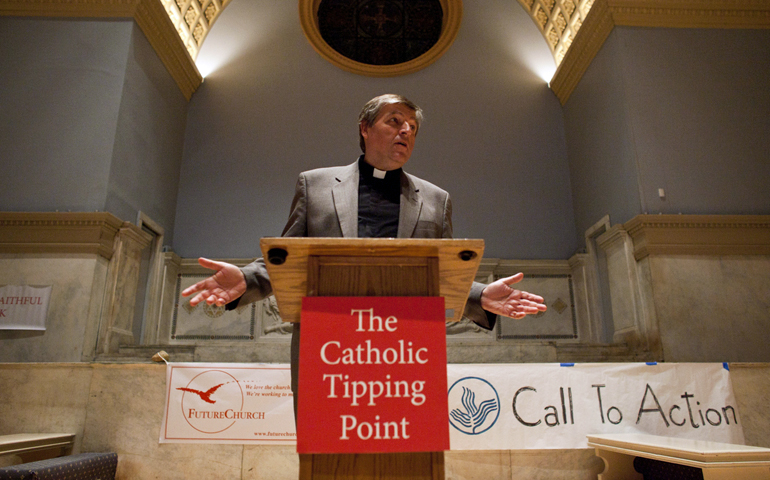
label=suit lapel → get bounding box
[332,161,359,238]
[397,172,422,238]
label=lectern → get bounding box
[261,237,484,480]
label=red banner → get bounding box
[297,296,449,454]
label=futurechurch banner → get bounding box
[160,363,296,444]
[160,362,744,449]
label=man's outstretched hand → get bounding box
[181,257,247,307]
[480,273,547,319]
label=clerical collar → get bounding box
[358,155,401,181]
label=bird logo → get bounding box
[177,383,225,404]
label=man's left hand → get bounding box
[480,273,547,319]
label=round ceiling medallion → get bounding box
[300,0,463,77]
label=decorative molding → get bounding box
[550,0,613,104]
[549,0,770,104]
[516,0,598,67]
[98,222,153,353]
[567,252,588,268]
[134,0,201,99]
[496,258,573,276]
[0,0,202,100]
[595,223,630,252]
[298,0,463,77]
[608,0,770,29]
[624,214,770,260]
[0,212,126,259]
[158,0,231,61]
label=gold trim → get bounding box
[550,0,770,105]
[299,0,463,77]
[550,0,614,104]
[0,0,202,100]
[609,0,770,29]
[624,214,770,260]
[133,0,201,100]
[0,212,126,259]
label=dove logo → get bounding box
[447,377,500,435]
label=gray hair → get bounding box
[358,94,423,152]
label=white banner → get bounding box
[448,363,744,450]
[160,362,744,450]
[160,363,296,444]
[0,285,52,330]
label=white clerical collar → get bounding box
[372,168,387,179]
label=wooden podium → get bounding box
[260,238,484,480]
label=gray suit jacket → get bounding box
[238,160,493,324]
[234,160,495,404]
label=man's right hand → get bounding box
[181,257,247,307]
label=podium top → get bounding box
[260,237,484,323]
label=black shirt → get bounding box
[357,155,401,238]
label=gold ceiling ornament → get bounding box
[159,0,231,60]
[517,0,595,67]
[299,0,463,77]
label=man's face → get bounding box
[360,103,418,171]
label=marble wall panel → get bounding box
[498,275,577,340]
[601,233,638,334]
[256,296,293,338]
[445,450,511,479]
[445,449,604,480]
[0,255,104,362]
[507,449,604,480]
[730,363,770,448]
[446,343,558,364]
[154,255,600,365]
[241,445,298,480]
[98,225,151,353]
[649,255,770,362]
[568,254,598,343]
[82,364,243,479]
[0,364,92,466]
[172,274,256,340]
[634,257,662,358]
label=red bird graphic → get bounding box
[177,383,225,404]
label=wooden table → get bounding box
[587,433,770,480]
[0,433,76,463]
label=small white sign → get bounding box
[0,285,52,330]
[160,363,296,444]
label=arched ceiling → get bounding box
[515,0,595,66]
[162,0,589,67]
[160,0,231,60]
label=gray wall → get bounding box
[565,27,770,246]
[0,18,187,243]
[0,18,131,212]
[106,23,188,244]
[173,0,577,260]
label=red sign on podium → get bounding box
[297,296,449,454]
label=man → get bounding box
[183,94,547,410]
